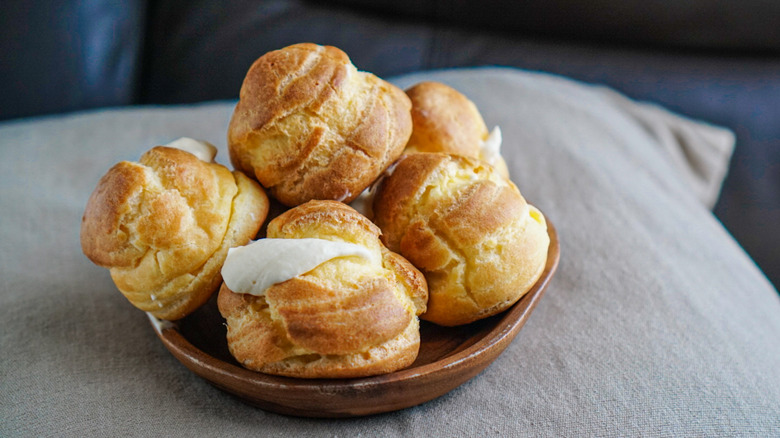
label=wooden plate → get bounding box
[152,220,559,418]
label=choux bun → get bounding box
[228,43,412,207]
[372,152,548,326]
[405,81,509,177]
[81,145,269,320]
[218,200,428,378]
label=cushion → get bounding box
[1,68,778,436]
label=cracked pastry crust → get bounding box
[227,43,412,207]
[217,200,427,378]
[404,81,509,177]
[80,146,269,320]
[372,152,549,326]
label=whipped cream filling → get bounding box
[480,126,502,165]
[222,238,376,296]
[165,137,218,162]
[147,312,176,333]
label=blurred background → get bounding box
[2,0,778,289]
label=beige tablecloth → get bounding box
[2,68,778,437]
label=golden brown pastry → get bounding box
[228,43,413,207]
[217,200,427,378]
[80,145,269,320]
[405,81,509,177]
[372,152,549,326]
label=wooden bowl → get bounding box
[151,219,560,417]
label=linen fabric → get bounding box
[2,68,778,437]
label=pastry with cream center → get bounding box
[218,200,428,378]
[404,81,509,177]
[80,139,269,320]
[372,152,549,326]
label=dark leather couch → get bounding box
[2,0,778,289]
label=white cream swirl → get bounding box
[480,126,502,165]
[165,137,218,162]
[221,238,376,296]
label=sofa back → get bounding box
[3,0,779,120]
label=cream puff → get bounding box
[228,43,412,207]
[80,140,269,320]
[372,152,548,326]
[405,81,509,177]
[217,200,427,378]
